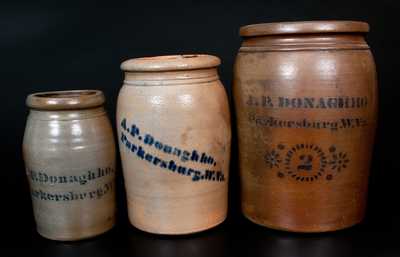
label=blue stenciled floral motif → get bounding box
[264,149,281,169]
[329,147,349,172]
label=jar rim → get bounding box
[26,90,105,110]
[120,54,221,72]
[240,20,369,37]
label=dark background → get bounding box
[1,0,399,256]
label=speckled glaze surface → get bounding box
[233,21,378,232]
[117,55,231,235]
[23,90,116,241]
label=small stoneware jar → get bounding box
[233,21,378,232]
[23,90,116,241]
[117,54,231,234]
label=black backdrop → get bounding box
[1,0,399,256]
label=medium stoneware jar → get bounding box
[23,90,116,240]
[233,21,378,232]
[117,54,231,234]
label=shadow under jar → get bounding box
[233,21,378,232]
[23,90,116,241]
[117,54,231,235]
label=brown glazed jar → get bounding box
[233,21,378,232]
[117,55,231,234]
[23,90,116,240]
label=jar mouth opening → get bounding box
[26,90,105,110]
[120,54,221,72]
[240,20,369,37]
[35,91,97,99]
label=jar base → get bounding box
[36,221,115,241]
[242,212,363,233]
[129,215,227,235]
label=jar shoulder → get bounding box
[23,112,115,154]
[117,80,230,115]
[234,49,377,84]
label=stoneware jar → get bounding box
[117,54,231,234]
[233,21,378,232]
[23,90,116,241]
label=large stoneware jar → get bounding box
[117,54,231,234]
[233,21,378,232]
[23,90,116,240]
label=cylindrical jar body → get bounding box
[23,90,116,240]
[117,55,231,234]
[233,21,378,232]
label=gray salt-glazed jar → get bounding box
[23,90,116,241]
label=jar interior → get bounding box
[26,90,105,110]
[35,91,97,99]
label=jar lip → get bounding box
[240,20,369,37]
[120,54,221,72]
[26,90,105,110]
